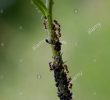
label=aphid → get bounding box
[52,20,61,38]
[53,21,60,31]
[63,64,69,73]
[63,79,68,85]
[58,28,61,32]
[52,24,56,30]
[45,38,56,45]
[45,39,50,44]
[54,56,60,62]
[45,38,61,51]
[53,20,60,27]
[67,90,71,94]
[68,77,72,82]
[62,73,67,78]
[68,83,72,89]
[53,61,60,69]
[53,20,60,30]
[55,30,61,38]
[45,38,52,44]
[54,41,62,51]
[53,20,58,24]
[56,82,59,87]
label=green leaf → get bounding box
[32,0,49,16]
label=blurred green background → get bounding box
[0,0,110,100]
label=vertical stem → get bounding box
[45,0,73,100]
[47,0,53,25]
[46,0,57,57]
[46,0,53,34]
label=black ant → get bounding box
[43,16,48,29]
[53,20,60,27]
[54,41,62,51]
[45,38,62,51]
[52,20,61,38]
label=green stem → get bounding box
[46,0,59,57]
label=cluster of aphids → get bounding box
[52,19,61,38]
[49,56,72,90]
[49,56,72,100]
[44,18,72,99]
[44,17,61,38]
[44,18,62,52]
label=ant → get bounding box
[52,20,61,38]
[43,16,48,29]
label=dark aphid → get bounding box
[63,64,69,73]
[56,82,59,87]
[43,21,47,29]
[68,77,72,82]
[53,20,60,27]
[57,92,63,98]
[63,79,68,85]
[52,24,56,30]
[68,83,72,89]
[66,90,71,95]
[45,38,52,44]
[45,39,50,44]
[62,72,67,78]
[53,31,58,39]
[54,41,62,51]
[69,92,73,98]
[54,56,60,62]
[49,62,55,71]
[54,45,61,51]
[53,20,58,24]
[53,20,61,30]
[45,38,57,45]
[58,28,61,32]
[49,62,52,70]
[55,30,61,38]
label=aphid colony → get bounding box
[44,19,72,100]
[49,56,72,90]
[52,57,72,100]
[44,18,61,38]
[45,19,62,52]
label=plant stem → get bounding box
[45,0,73,100]
[46,0,58,57]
